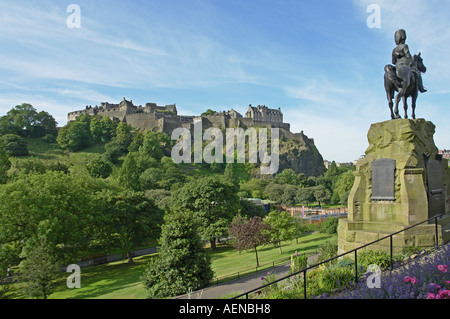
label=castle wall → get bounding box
[67,100,291,138]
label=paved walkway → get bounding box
[174,253,319,299]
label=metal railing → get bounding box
[212,256,291,285]
[232,214,444,299]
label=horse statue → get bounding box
[384,53,427,120]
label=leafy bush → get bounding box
[1,134,29,156]
[357,249,396,271]
[320,217,339,234]
[319,266,356,293]
[86,158,113,179]
[42,134,56,144]
[318,238,338,264]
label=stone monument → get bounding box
[338,119,450,254]
[338,30,450,254]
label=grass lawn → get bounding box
[210,232,335,280]
[4,232,335,299]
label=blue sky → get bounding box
[1,0,449,163]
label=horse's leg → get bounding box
[394,90,404,119]
[389,100,395,119]
[387,90,395,119]
[403,96,408,119]
[411,92,417,119]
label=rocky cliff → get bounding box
[278,129,326,177]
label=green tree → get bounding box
[264,182,286,202]
[57,115,93,151]
[280,184,298,206]
[239,178,270,199]
[141,210,213,298]
[0,171,107,264]
[238,199,267,219]
[140,167,164,190]
[86,158,113,179]
[313,185,331,207]
[274,168,299,185]
[171,176,240,249]
[118,152,141,191]
[0,116,19,136]
[17,237,61,299]
[0,142,11,184]
[33,111,58,137]
[1,104,57,138]
[140,131,172,160]
[3,104,56,138]
[332,170,355,204]
[145,189,172,212]
[296,187,315,206]
[224,163,238,187]
[94,189,163,263]
[264,210,296,253]
[155,156,186,191]
[1,134,29,156]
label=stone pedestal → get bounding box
[338,119,450,254]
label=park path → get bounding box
[173,253,319,299]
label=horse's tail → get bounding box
[384,64,403,88]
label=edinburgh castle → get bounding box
[68,98,291,136]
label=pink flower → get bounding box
[404,276,417,284]
[426,293,436,299]
[437,265,448,273]
[436,290,450,299]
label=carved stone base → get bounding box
[338,119,450,255]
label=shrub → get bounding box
[319,217,339,234]
[1,134,29,156]
[42,134,56,144]
[86,158,113,179]
[318,238,338,264]
[357,249,394,271]
[319,266,356,293]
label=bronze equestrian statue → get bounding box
[384,29,427,120]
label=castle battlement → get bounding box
[67,98,290,135]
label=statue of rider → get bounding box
[392,29,426,93]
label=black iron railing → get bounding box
[232,214,444,299]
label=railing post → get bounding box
[435,216,439,246]
[354,250,358,284]
[390,235,393,270]
[303,270,307,299]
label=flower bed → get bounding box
[324,244,450,299]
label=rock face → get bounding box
[338,119,450,254]
[278,129,325,177]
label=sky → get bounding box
[0,0,449,163]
